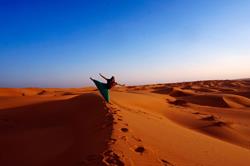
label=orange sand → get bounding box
[0,79,250,165]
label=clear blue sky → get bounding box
[0,0,250,87]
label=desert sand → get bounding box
[0,79,250,166]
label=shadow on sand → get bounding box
[0,93,113,166]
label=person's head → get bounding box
[111,76,115,81]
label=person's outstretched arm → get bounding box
[116,82,126,86]
[99,73,108,80]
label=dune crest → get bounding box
[0,79,250,165]
[223,94,250,108]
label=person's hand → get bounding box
[118,84,126,86]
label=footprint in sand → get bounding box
[103,150,124,166]
[161,159,174,166]
[121,128,129,132]
[134,146,145,154]
[132,135,142,142]
[120,136,127,141]
[109,138,117,144]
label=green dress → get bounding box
[91,79,110,102]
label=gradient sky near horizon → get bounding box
[0,0,250,87]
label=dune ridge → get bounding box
[0,79,250,165]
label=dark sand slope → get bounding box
[0,93,112,166]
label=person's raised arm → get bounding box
[99,73,108,80]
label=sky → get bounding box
[0,0,250,87]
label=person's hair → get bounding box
[111,76,115,80]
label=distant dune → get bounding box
[0,79,250,166]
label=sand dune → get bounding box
[0,93,112,166]
[110,91,250,166]
[0,79,250,165]
[177,94,229,108]
[223,94,250,108]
